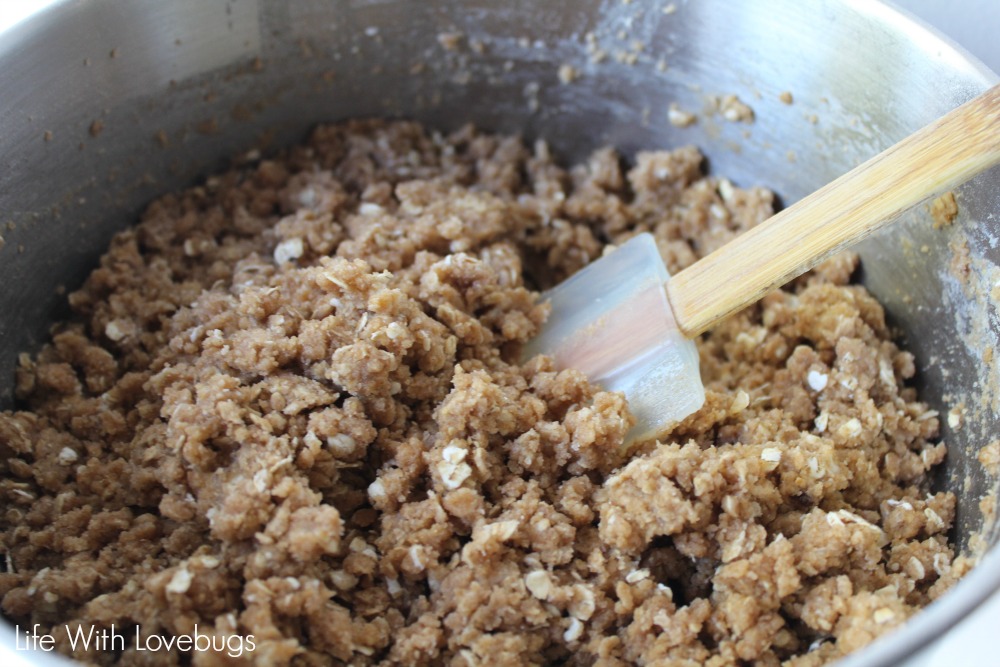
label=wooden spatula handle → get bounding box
[667,84,1000,338]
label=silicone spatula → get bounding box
[523,85,1000,444]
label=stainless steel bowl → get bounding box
[0,1,997,665]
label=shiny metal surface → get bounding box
[0,1,997,665]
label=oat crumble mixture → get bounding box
[0,120,971,666]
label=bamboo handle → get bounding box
[667,84,1000,338]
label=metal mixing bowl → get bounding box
[0,1,997,664]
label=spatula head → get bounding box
[522,233,704,444]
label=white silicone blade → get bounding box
[522,233,705,443]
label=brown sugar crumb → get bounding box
[0,120,960,666]
[668,103,697,127]
[950,238,972,281]
[89,120,104,137]
[982,494,997,527]
[436,31,464,51]
[779,90,794,105]
[979,440,1000,476]
[43,130,53,142]
[931,190,959,228]
[557,64,578,84]
[109,47,119,59]
[947,404,965,430]
[719,94,755,122]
